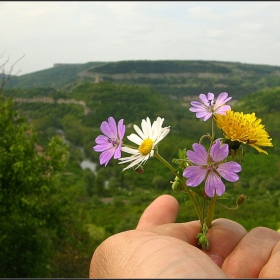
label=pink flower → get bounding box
[189,92,232,121]
[183,140,241,197]
[93,117,125,166]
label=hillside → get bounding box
[6,60,280,100]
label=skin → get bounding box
[90,194,280,278]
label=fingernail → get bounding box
[208,254,224,268]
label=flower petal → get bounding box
[127,133,143,145]
[199,93,209,106]
[121,146,139,155]
[215,92,232,107]
[99,148,116,166]
[119,117,169,171]
[93,117,125,166]
[141,117,152,138]
[207,92,214,101]
[189,101,205,110]
[133,124,145,140]
[205,171,225,197]
[187,143,208,165]
[218,162,241,182]
[119,154,149,171]
[93,143,112,152]
[100,117,117,138]
[210,140,228,162]
[152,117,163,140]
[203,113,212,121]
[94,135,110,145]
[184,166,207,187]
[113,145,122,159]
[214,105,231,115]
[214,110,272,154]
[190,92,232,121]
[117,119,126,139]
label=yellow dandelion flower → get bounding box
[214,110,273,154]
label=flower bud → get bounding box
[236,194,246,207]
[171,176,180,191]
[197,233,209,249]
[134,165,144,174]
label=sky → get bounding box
[1,1,280,76]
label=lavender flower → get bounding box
[93,117,125,166]
[189,92,232,121]
[183,140,242,197]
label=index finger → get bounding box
[204,218,247,267]
[149,218,247,255]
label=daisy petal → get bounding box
[133,124,145,140]
[127,133,143,145]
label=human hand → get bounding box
[89,195,280,278]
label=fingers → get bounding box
[136,194,179,230]
[222,227,280,278]
[150,221,202,246]
[259,239,280,278]
[203,218,247,268]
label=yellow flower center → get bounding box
[138,138,154,155]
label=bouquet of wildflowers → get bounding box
[93,92,273,248]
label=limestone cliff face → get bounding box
[12,97,91,115]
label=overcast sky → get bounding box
[1,1,280,76]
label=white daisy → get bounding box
[119,117,170,171]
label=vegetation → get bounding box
[0,97,69,277]
[5,60,280,99]
[1,60,280,277]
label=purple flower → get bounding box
[183,140,241,197]
[93,117,125,166]
[189,92,232,121]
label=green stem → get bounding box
[203,117,217,229]
[211,199,239,210]
[211,117,215,141]
[153,151,204,225]
[205,196,216,229]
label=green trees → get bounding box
[0,97,69,277]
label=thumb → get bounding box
[136,195,179,230]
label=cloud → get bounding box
[1,1,280,75]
